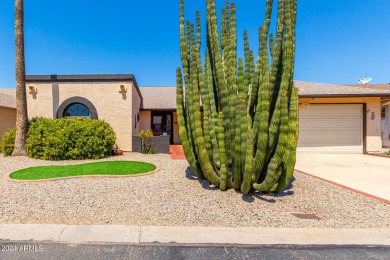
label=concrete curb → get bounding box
[0,224,389,246]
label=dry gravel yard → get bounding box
[0,153,389,228]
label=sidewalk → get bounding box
[1,224,389,246]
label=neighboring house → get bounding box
[295,81,390,153]
[1,75,390,154]
[0,90,16,140]
[344,84,390,148]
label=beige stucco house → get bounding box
[294,81,390,153]
[0,90,16,140]
[24,75,142,151]
[1,75,390,154]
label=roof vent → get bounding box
[358,78,372,84]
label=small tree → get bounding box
[138,130,155,154]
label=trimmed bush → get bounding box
[26,118,116,160]
[0,128,16,156]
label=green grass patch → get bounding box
[9,161,156,180]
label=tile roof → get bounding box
[0,92,16,109]
[294,81,390,97]
[139,87,176,110]
[0,88,16,97]
[344,84,390,91]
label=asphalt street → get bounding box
[1,242,389,260]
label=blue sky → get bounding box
[0,0,389,88]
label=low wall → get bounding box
[132,136,170,154]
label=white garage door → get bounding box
[297,104,363,154]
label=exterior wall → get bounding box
[140,110,151,130]
[299,97,382,153]
[132,135,170,154]
[132,85,142,137]
[0,107,16,140]
[173,112,181,144]
[383,105,390,147]
[26,81,134,151]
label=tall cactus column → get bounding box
[177,0,298,194]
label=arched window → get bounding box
[63,103,91,118]
[57,97,98,119]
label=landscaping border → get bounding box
[295,169,390,205]
[368,153,390,159]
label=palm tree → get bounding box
[12,0,28,156]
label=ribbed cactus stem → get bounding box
[233,97,242,189]
[241,126,254,194]
[243,30,251,100]
[276,86,299,192]
[176,68,203,178]
[218,113,228,190]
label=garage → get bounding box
[297,104,363,154]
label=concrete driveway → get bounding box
[295,154,390,202]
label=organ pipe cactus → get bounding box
[177,0,298,194]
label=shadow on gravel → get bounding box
[185,167,295,201]
[242,177,296,203]
[185,167,219,191]
[185,167,197,180]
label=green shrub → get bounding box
[0,128,16,156]
[138,129,155,154]
[26,118,116,160]
[387,150,390,156]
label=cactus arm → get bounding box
[191,45,220,186]
[243,31,251,100]
[241,123,254,194]
[275,86,299,192]
[218,113,228,190]
[176,68,203,178]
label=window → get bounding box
[63,103,91,118]
[382,107,386,119]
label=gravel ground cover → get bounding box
[0,152,389,228]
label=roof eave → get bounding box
[299,94,390,98]
[26,74,135,83]
[0,105,16,109]
[140,108,176,111]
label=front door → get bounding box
[151,111,173,144]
